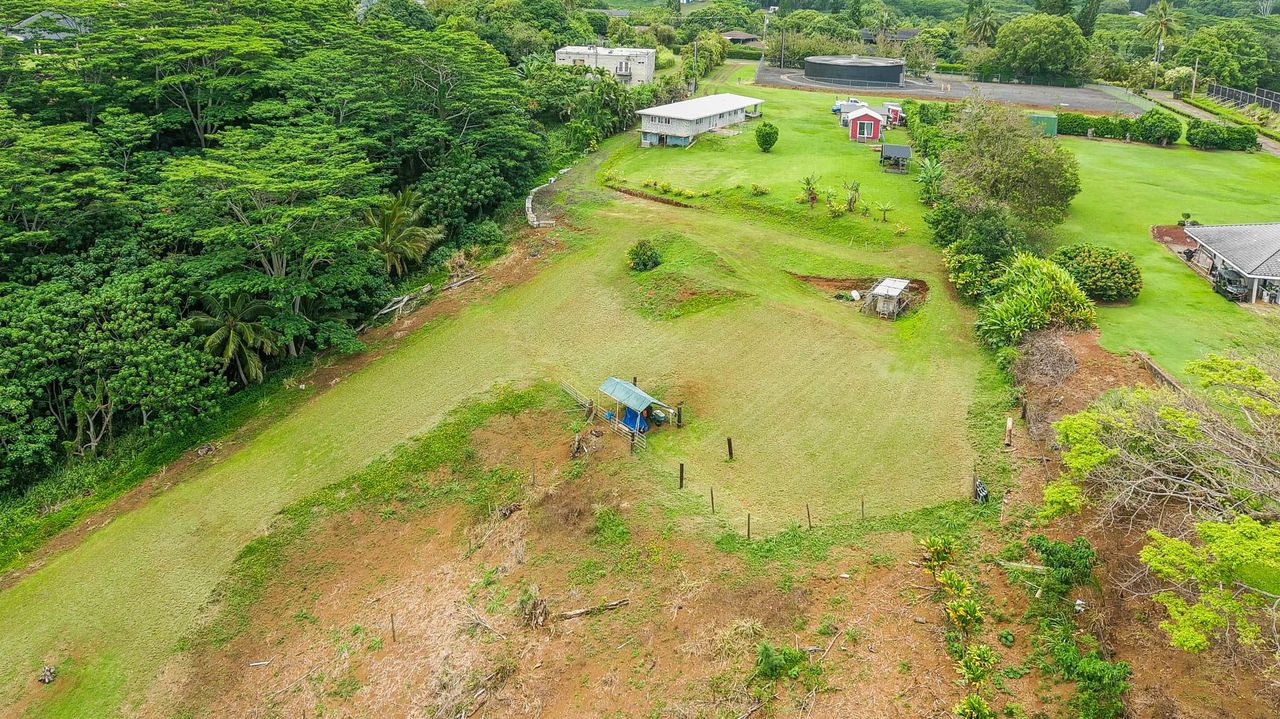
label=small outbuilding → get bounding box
[1030,113,1058,137]
[863,278,912,319]
[846,107,884,142]
[880,144,912,172]
[883,102,903,126]
[598,377,673,433]
[1184,223,1280,304]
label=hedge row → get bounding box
[725,45,763,60]
[1181,95,1280,144]
[1056,109,1182,146]
[936,62,967,74]
[1185,119,1259,151]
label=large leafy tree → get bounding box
[1175,22,1270,89]
[162,119,387,356]
[941,99,1081,225]
[992,13,1090,82]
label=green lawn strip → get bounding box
[1055,137,1280,377]
[190,383,559,649]
[0,362,309,575]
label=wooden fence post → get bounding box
[711,487,715,514]
[677,403,684,428]
[727,437,734,460]
[679,462,684,489]
[861,496,865,520]
[391,613,396,643]
[806,503,812,529]
[630,431,636,454]
[747,513,752,540]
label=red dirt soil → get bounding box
[791,273,931,303]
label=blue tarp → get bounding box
[622,407,650,433]
[599,377,672,413]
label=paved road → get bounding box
[756,65,1148,114]
[1148,90,1280,157]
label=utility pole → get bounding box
[693,38,698,94]
[1191,57,1200,96]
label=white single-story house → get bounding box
[1185,223,1280,304]
[555,45,656,86]
[637,93,764,147]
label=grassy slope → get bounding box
[0,94,988,715]
[1056,138,1280,375]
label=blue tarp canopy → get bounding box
[599,377,673,413]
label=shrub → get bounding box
[754,642,810,680]
[457,219,504,248]
[946,598,986,635]
[750,183,769,196]
[726,44,763,60]
[920,535,956,572]
[1057,112,1130,140]
[1185,119,1258,151]
[998,629,1016,648]
[1131,109,1182,146]
[755,121,779,153]
[936,61,967,73]
[627,239,662,271]
[1040,478,1085,519]
[953,694,997,719]
[975,254,1096,348]
[957,643,1000,686]
[1049,243,1143,302]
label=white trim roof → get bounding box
[846,107,884,121]
[637,93,763,121]
[871,278,910,297]
[557,46,654,58]
[1185,223,1280,279]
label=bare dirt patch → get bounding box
[1014,329,1153,443]
[791,273,931,306]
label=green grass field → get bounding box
[3,61,1279,718]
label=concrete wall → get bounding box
[554,47,655,85]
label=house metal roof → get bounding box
[881,144,912,159]
[6,11,87,41]
[1185,223,1280,279]
[557,45,655,58]
[636,93,763,121]
[846,106,884,121]
[722,31,760,40]
[871,278,910,298]
[599,378,673,413]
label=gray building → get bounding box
[1185,223,1280,304]
[554,45,656,86]
[637,93,764,147]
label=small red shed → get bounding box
[847,107,884,142]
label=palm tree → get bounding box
[872,9,897,47]
[914,158,945,205]
[875,201,896,223]
[364,188,443,277]
[189,294,280,386]
[1143,0,1182,63]
[966,3,1000,46]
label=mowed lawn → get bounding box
[0,117,988,714]
[1058,138,1280,374]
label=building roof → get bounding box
[599,378,673,413]
[881,144,912,160]
[871,278,911,298]
[557,45,654,57]
[722,31,760,40]
[1185,223,1280,279]
[636,93,763,121]
[808,55,905,67]
[586,8,631,16]
[859,28,920,43]
[846,106,884,121]
[6,11,87,41]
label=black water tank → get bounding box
[804,55,905,87]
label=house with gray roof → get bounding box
[637,93,763,147]
[1185,223,1280,303]
[5,11,87,42]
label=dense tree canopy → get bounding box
[0,0,688,490]
[992,13,1090,81]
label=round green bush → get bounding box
[1049,243,1143,302]
[627,238,662,271]
[755,121,778,153]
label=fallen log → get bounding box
[442,273,481,291]
[556,598,629,621]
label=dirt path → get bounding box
[1149,90,1280,157]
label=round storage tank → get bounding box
[803,56,905,87]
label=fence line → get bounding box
[1205,83,1280,113]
